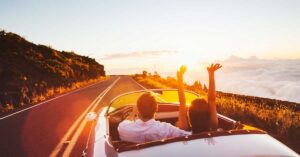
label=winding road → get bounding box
[0,76,144,157]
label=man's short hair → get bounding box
[137,92,158,119]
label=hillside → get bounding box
[132,72,300,153]
[0,30,105,111]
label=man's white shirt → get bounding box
[118,119,191,143]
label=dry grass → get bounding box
[216,96,300,138]
[30,76,108,104]
[1,76,108,112]
[134,76,170,89]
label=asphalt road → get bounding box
[0,75,144,157]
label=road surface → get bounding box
[0,76,144,157]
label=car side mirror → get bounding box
[86,112,97,121]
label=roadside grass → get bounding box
[132,74,300,153]
[1,76,108,112]
[135,77,169,89]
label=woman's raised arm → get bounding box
[176,65,190,130]
[207,64,222,130]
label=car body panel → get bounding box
[91,89,299,157]
[118,134,298,157]
[93,107,109,157]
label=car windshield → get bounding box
[107,89,199,114]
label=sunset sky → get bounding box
[1,1,300,61]
[0,0,300,102]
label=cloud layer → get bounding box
[100,50,177,60]
[101,52,300,103]
[216,56,300,103]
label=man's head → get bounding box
[188,98,211,134]
[136,92,158,120]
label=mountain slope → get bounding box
[0,30,105,109]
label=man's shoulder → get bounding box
[157,121,175,127]
[153,121,180,132]
[118,120,135,129]
[156,121,191,136]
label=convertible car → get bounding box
[88,89,298,157]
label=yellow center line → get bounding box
[49,77,119,157]
[61,77,120,157]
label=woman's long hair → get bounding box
[188,99,211,134]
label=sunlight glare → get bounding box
[173,53,201,69]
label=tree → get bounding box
[153,71,160,79]
[0,30,6,36]
[142,70,148,77]
[193,81,202,91]
[203,84,208,92]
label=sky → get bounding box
[1,1,300,60]
[1,0,300,102]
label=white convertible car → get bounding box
[88,89,298,157]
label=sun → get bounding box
[172,52,207,69]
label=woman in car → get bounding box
[176,64,222,134]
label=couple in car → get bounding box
[118,64,222,143]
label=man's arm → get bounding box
[176,65,190,130]
[126,105,138,121]
[207,64,222,130]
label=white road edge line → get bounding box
[129,76,168,102]
[61,77,120,157]
[129,76,147,90]
[0,79,108,121]
[49,86,109,157]
[49,77,119,157]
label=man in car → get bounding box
[118,92,190,143]
[118,63,221,143]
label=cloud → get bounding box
[100,50,177,60]
[215,56,300,103]
[100,53,300,103]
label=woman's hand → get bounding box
[177,65,187,76]
[177,65,187,82]
[207,64,222,74]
